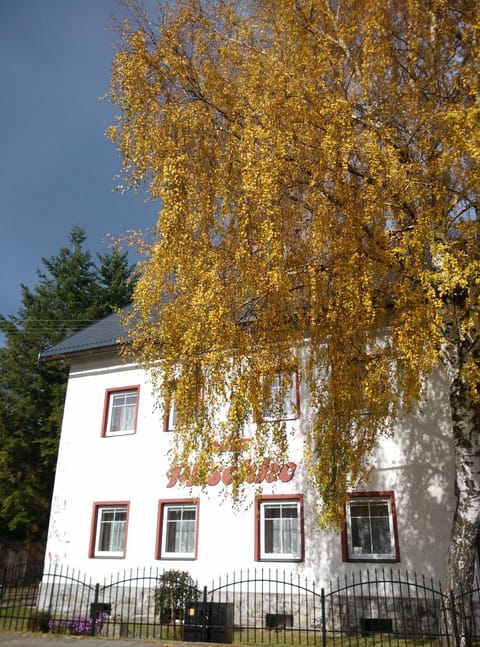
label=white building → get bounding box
[41,311,455,587]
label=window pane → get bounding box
[282,517,298,554]
[123,393,137,428]
[164,505,196,555]
[284,378,297,417]
[370,517,391,554]
[167,400,176,430]
[108,391,137,434]
[97,507,126,554]
[264,505,281,519]
[282,505,298,519]
[262,501,299,557]
[262,372,298,420]
[348,498,394,559]
[264,519,275,553]
[369,502,389,517]
[351,517,373,554]
[350,503,370,518]
[166,520,179,552]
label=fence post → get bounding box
[321,588,327,647]
[90,583,100,637]
[202,585,208,642]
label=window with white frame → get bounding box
[92,504,128,558]
[159,501,198,559]
[104,388,139,436]
[343,493,399,562]
[262,371,299,421]
[258,497,303,561]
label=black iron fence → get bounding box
[1,563,480,646]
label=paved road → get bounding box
[0,633,152,645]
[0,632,207,646]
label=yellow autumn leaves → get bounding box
[110,0,480,524]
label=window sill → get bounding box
[258,557,304,563]
[157,556,196,561]
[345,557,399,563]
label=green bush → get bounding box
[154,569,201,623]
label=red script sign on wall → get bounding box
[166,460,297,488]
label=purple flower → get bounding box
[47,611,108,636]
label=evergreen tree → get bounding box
[0,226,137,540]
[95,246,139,315]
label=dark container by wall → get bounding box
[184,600,234,644]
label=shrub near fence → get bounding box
[2,563,480,646]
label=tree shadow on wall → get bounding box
[302,367,455,585]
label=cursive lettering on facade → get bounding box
[166,459,297,488]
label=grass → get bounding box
[0,612,30,633]
[0,604,447,646]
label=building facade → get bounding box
[41,311,455,587]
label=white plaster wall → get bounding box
[45,351,456,588]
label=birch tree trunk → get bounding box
[444,357,480,647]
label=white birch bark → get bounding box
[444,345,480,645]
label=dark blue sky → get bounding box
[0,1,158,321]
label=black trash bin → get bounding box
[184,600,234,644]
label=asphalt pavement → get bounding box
[0,632,153,646]
[0,632,214,646]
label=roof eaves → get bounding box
[38,342,122,363]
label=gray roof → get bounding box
[40,310,128,360]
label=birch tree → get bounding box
[109,0,480,597]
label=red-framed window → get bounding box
[156,499,199,560]
[257,371,301,422]
[341,491,400,562]
[255,494,304,561]
[101,386,140,437]
[89,501,130,558]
